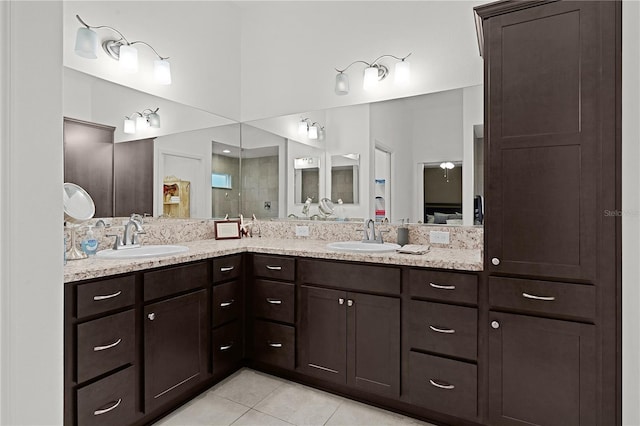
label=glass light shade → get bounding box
[363,66,379,90]
[308,125,318,140]
[123,118,136,134]
[154,59,172,85]
[318,128,326,141]
[335,72,349,95]
[394,60,411,86]
[119,44,138,73]
[136,115,149,130]
[74,27,98,59]
[440,162,455,170]
[298,121,308,135]
[147,112,161,128]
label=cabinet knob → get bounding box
[339,298,345,305]
[491,257,500,266]
[491,320,500,329]
[148,313,155,321]
[347,299,354,307]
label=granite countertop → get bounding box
[64,238,483,283]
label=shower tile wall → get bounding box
[331,168,354,203]
[242,156,279,218]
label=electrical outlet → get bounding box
[295,225,310,237]
[429,230,450,245]
[264,201,271,210]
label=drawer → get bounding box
[408,351,477,420]
[252,254,295,281]
[213,280,242,327]
[144,261,209,301]
[212,320,243,376]
[76,275,135,319]
[299,259,401,295]
[77,309,135,383]
[408,269,477,305]
[252,279,295,324]
[252,320,295,370]
[77,366,136,426]
[408,301,477,360]
[489,277,596,321]
[213,254,242,283]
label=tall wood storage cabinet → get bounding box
[475,1,620,425]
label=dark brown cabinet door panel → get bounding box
[298,285,347,384]
[347,292,400,398]
[144,290,208,412]
[252,279,295,324]
[212,280,242,327]
[212,320,243,376]
[76,366,136,426]
[76,275,135,319]
[144,261,209,301]
[485,1,604,281]
[488,312,596,426]
[213,254,243,283]
[252,254,295,281]
[252,320,295,370]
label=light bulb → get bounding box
[123,118,136,134]
[74,27,98,59]
[298,121,308,135]
[363,66,379,90]
[119,44,138,73]
[394,60,411,86]
[154,59,172,85]
[335,72,349,95]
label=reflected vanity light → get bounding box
[334,53,412,94]
[123,108,160,134]
[298,118,325,140]
[440,161,455,182]
[74,15,171,85]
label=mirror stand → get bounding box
[66,225,87,260]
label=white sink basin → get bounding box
[96,245,189,259]
[326,241,401,253]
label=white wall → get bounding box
[622,1,640,424]
[2,2,64,424]
[63,1,242,120]
[240,1,485,121]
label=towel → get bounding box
[396,244,430,254]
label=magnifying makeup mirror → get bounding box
[64,182,96,260]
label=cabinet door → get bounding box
[485,1,610,281]
[298,286,346,384]
[488,312,596,426]
[144,290,208,413]
[347,292,400,398]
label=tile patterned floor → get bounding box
[153,368,436,426]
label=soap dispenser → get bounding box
[81,225,98,256]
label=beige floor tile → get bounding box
[212,368,287,407]
[231,409,294,426]
[325,399,436,426]
[152,392,249,426]
[253,383,342,426]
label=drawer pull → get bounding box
[219,343,233,351]
[266,265,282,271]
[93,338,122,352]
[220,299,235,307]
[429,282,455,290]
[522,292,556,301]
[268,342,283,348]
[429,379,455,390]
[266,298,282,305]
[93,398,122,416]
[429,325,455,334]
[93,291,122,301]
[220,266,235,272]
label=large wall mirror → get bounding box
[63,68,482,225]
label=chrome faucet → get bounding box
[362,218,387,244]
[124,218,144,246]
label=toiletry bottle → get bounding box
[81,226,98,256]
[335,199,346,221]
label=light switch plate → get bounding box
[429,230,450,245]
[295,225,310,237]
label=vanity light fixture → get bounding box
[123,108,160,134]
[334,53,412,95]
[298,118,325,140]
[74,15,171,84]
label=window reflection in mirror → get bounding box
[331,154,359,204]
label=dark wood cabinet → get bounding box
[476,1,621,424]
[488,312,596,426]
[299,285,400,399]
[144,289,208,413]
[114,138,154,217]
